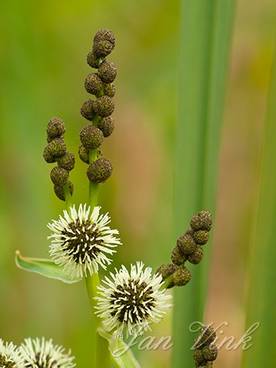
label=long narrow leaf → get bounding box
[173,1,235,366]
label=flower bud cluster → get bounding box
[157,210,212,288]
[79,29,117,184]
[193,326,218,367]
[43,117,75,201]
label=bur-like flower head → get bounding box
[48,204,121,279]
[95,262,172,337]
[19,338,75,368]
[0,339,23,368]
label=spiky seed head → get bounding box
[54,181,74,201]
[81,99,95,121]
[97,116,114,137]
[0,339,24,368]
[190,210,212,231]
[19,338,75,368]
[177,231,197,255]
[80,125,104,150]
[172,266,192,286]
[193,230,209,245]
[202,345,218,362]
[84,73,104,96]
[171,245,187,265]
[48,204,121,278]
[43,145,55,163]
[94,29,115,46]
[50,166,69,186]
[104,83,116,97]
[87,157,112,183]
[187,246,204,264]
[196,326,216,348]
[47,117,65,141]
[95,262,172,337]
[156,263,178,280]
[98,60,117,83]
[45,138,67,160]
[93,96,114,117]
[78,144,89,164]
[87,51,101,68]
[193,348,205,366]
[58,152,75,171]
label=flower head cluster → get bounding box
[193,326,218,367]
[157,210,212,288]
[48,204,121,279]
[95,262,172,337]
[79,29,117,184]
[0,339,24,368]
[43,117,75,201]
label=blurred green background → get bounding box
[0,0,275,367]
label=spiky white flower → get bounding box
[48,204,121,279]
[95,261,172,337]
[0,339,24,368]
[19,338,75,368]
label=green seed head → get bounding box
[87,157,112,183]
[84,73,104,96]
[193,230,209,245]
[104,83,116,97]
[187,246,204,264]
[202,345,218,362]
[78,144,89,164]
[171,245,187,265]
[93,95,114,117]
[45,138,66,160]
[80,99,95,121]
[57,152,75,171]
[54,181,74,201]
[193,349,205,366]
[98,60,117,83]
[156,263,177,280]
[177,231,197,255]
[172,266,192,286]
[97,116,114,137]
[43,145,55,163]
[50,166,69,186]
[87,51,101,68]
[47,117,65,141]
[190,210,212,231]
[80,125,104,150]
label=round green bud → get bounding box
[78,144,89,164]
[171,245,187,266]
[193,230,209,245]
[177,231,197,255]
[57,152,75,171]
[80,125,104,150]
[202,345,218,362]
[193,349,205,366]
[50,166,69,186]
[104,83,116,97]
[94,29,115,47]
[43,145,55,163]
[84,73,104,96]
[172,266,192,286]
[87,51,101,68]
[46,138,66,160]
[156,263,177,280]
[80,99,95,121]
[93,95,114,117]
[47,117,65,141]
[98,60,117,83]
[54,181,73,201]
[87,157,112,183]
[187,246,204,264]
[190,210,212,231]
[197,326,216,348]
[97,116,114,137]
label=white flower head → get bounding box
[48,204,121,279]
[0,339,24,368]
[95,261,172,337]
[19,338,75,368]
